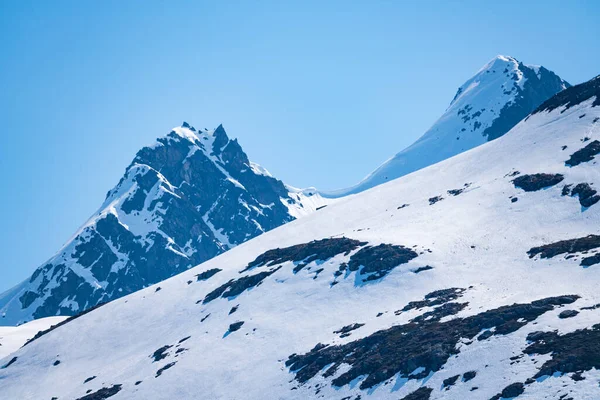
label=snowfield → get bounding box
[0,317,67,359]
[1,79,599,399]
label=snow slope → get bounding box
[0,317,67,359]
[1,77,600,400]
[0,123,328,326]
[323,55,569,197]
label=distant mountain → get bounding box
[0,123,326,325]
[2,73,599,400]
[323,55,570,197]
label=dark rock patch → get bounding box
[428,196,443,205]
[340,243,419,283]
[566,140,600,166]
[558,309,579,319]
[84,376,96,383]
[200,313,210,322]
[512,173,564,192]
[581,254,600,267]
[490,382,524,399]
[53,360,61,366]
[442,374,460,389]
[581,303,600,311]
[151,345,172,362]
[196,268,222,281]
[527,234,600,261]
[334,323,364,338]
[286,295,576,390]
[228,321,244,333]
[561,184,572,196]
[135,381,142,385]
[399,387,432,400]
[203,267,281,303]
[397,204,409,209]
[229,305,239,315]
[463,370,477,382]
[568,183,600,208]
[75,384,122,400]
[511,197,518,203]
[524,324,600,379]
[1,356,17,369]
[241,237,366,274]
[571,372,585,381]
[447,188,464,196]
[155,362,176,377]
[178,336,191,344]
[413,265,433,274]
[312,268,324,279]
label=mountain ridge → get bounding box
[322,55,570,198]
[0,123,327,325]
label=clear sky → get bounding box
[1,0,599,292]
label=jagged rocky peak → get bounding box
[0,122,327,326]
[323,55,569,198]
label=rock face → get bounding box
[323,55,570,197]
[0,123,326,325]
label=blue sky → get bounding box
[1,0,599,292]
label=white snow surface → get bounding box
[322,55,567,198]
[1,97,600,399]
[0,316,67,359]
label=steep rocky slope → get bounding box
[0,123,326,325]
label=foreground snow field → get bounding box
[1,77,600,400]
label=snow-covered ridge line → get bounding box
[321,55,569,198]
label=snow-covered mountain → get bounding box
[323,55,570,197]
[2,75,599,400]
[0,123,327,326]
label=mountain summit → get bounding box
[0,123,326,325]
[323,55,570,197]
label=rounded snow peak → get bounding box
[478,55,520,74]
